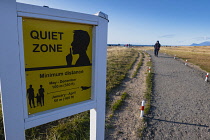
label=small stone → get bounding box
[116,92,120,96]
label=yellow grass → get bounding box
[135,46,210,73]
[107,47,138,93]
[161,46,210,72]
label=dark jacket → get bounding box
[154,42,161,50]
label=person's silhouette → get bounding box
[39,85,45,106]
[35,93,42,106]
[27,85,35,108]
[66,30,91,66]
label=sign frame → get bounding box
[0,1,108,140]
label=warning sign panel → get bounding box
[22,18,93,115]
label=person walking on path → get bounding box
[154,40,161,57]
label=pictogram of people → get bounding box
[27,85,35,108]
[35,93,42,106]
[66,30,91,66]
[39,85,45,106]
[27,84,45,108]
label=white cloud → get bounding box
[159,34,176,38]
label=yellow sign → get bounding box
[22,18,93,115]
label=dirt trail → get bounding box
[143,51,210,140]
[105,52,150,140]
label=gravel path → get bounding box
[143,51,210,140]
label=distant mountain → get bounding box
[191,41,210,46]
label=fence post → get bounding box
[140,100,145,118]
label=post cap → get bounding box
[95,11,109,21]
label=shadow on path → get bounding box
[144,116,209,128]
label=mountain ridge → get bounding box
[191,41,210,46]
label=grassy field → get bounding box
[25,111,90,139]
[106,47,138,94]
[161,46,210,73]
[138,46,210,73]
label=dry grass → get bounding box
[144,59,153,115]
[160,46,210,72]
[106,47,138,94]
[135,46,210,73]
[112,92,128,112]
[25,111,90,140]
[132,51,144,78]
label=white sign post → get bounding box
[0,1,108,140]
[0,1,25,139]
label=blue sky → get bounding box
[17,0,210,45]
